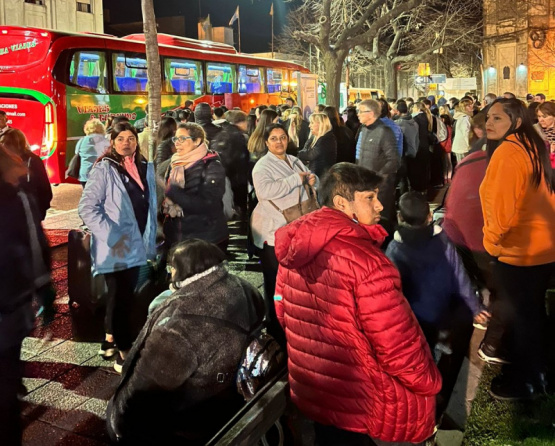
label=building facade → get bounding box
[483,0,555,98]
[0,0,103,34]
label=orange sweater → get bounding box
[479,135,555,266]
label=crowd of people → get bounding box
[0,89,554,445]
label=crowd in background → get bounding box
[0,87,554,446]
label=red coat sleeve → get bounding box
[275,266,285,328]
[355,260,442,397]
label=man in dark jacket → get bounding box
[395,101,419,195]
[355,99,400,232]
[211,110,250,218]
[194,102,221,147]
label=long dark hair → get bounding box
[156,116,177,145]
[486,98,554,192]
[102,122,144,166]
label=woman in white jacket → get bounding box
[452,98,474,162]
[251,123,318,344]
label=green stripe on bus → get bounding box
[0,86,52,105]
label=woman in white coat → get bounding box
[452,98,474,162]
[251,123,318,344]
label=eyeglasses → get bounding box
[172,135,193,144]
[356,109,372,115]
[268,135,288,142]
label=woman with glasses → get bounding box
[79,122,157,373]
[251,123,318,345]
[157,122,229,255]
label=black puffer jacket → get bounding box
[211,124,250,188]
[21,152,52,220]
[157,152,229,248]
[297,130,337,178]
[107,265,265,445]
[155,138,175,167]
[194,103,222,146]
[0,182,50,350]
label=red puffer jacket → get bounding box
[274,207,441,443]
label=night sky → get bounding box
[108,0,296,53]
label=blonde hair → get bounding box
[288,112,303,147]
[281,108,291,122]
[413,102,433,132]
[309,113,332,147]
[458,98,473,115]
[83,118,105,136]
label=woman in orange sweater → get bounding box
[479,98,555,401]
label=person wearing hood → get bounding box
[79,122,158,373]
[452,98,474,162]
[74,118,110,187]
[274,163,441,446]
[194,102,222,147]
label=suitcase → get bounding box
[67,228,108,311]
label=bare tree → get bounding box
[283,0,422,107]
[350,0,482,98]
[141,0,162,162]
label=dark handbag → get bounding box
[269,183,320,224]
[66,152,81,179]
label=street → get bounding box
[22,185,264,445]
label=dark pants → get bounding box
[314,423,425,446]
[0,343,23,446]
[260,244,285,346]
[407,149,430,193]
[104,266,143,352]
[484,260,554,382]
[420,299,473,417]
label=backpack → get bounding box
[435,116,448,143]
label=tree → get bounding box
[141,0,162,162]
[283,0,422,107]
[355,0,483,98]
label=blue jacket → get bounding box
[78,158,157,275]
[385,224,480,325]
[75,134,110,182]
[381,117,404,158]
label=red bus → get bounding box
[0,26,308,183]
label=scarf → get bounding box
[122,153,144,190]
[168,142,208,188]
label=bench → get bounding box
[206,370,289,446]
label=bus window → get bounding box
[163,58,203,95]
[267,68,284,94]
[112,53,148,93]
[206,62,235,94]
[68,51,108,93]
[238,65,265,94]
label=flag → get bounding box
[229,6,239,26]
[201,14,211,32]
[269,3,274,16]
